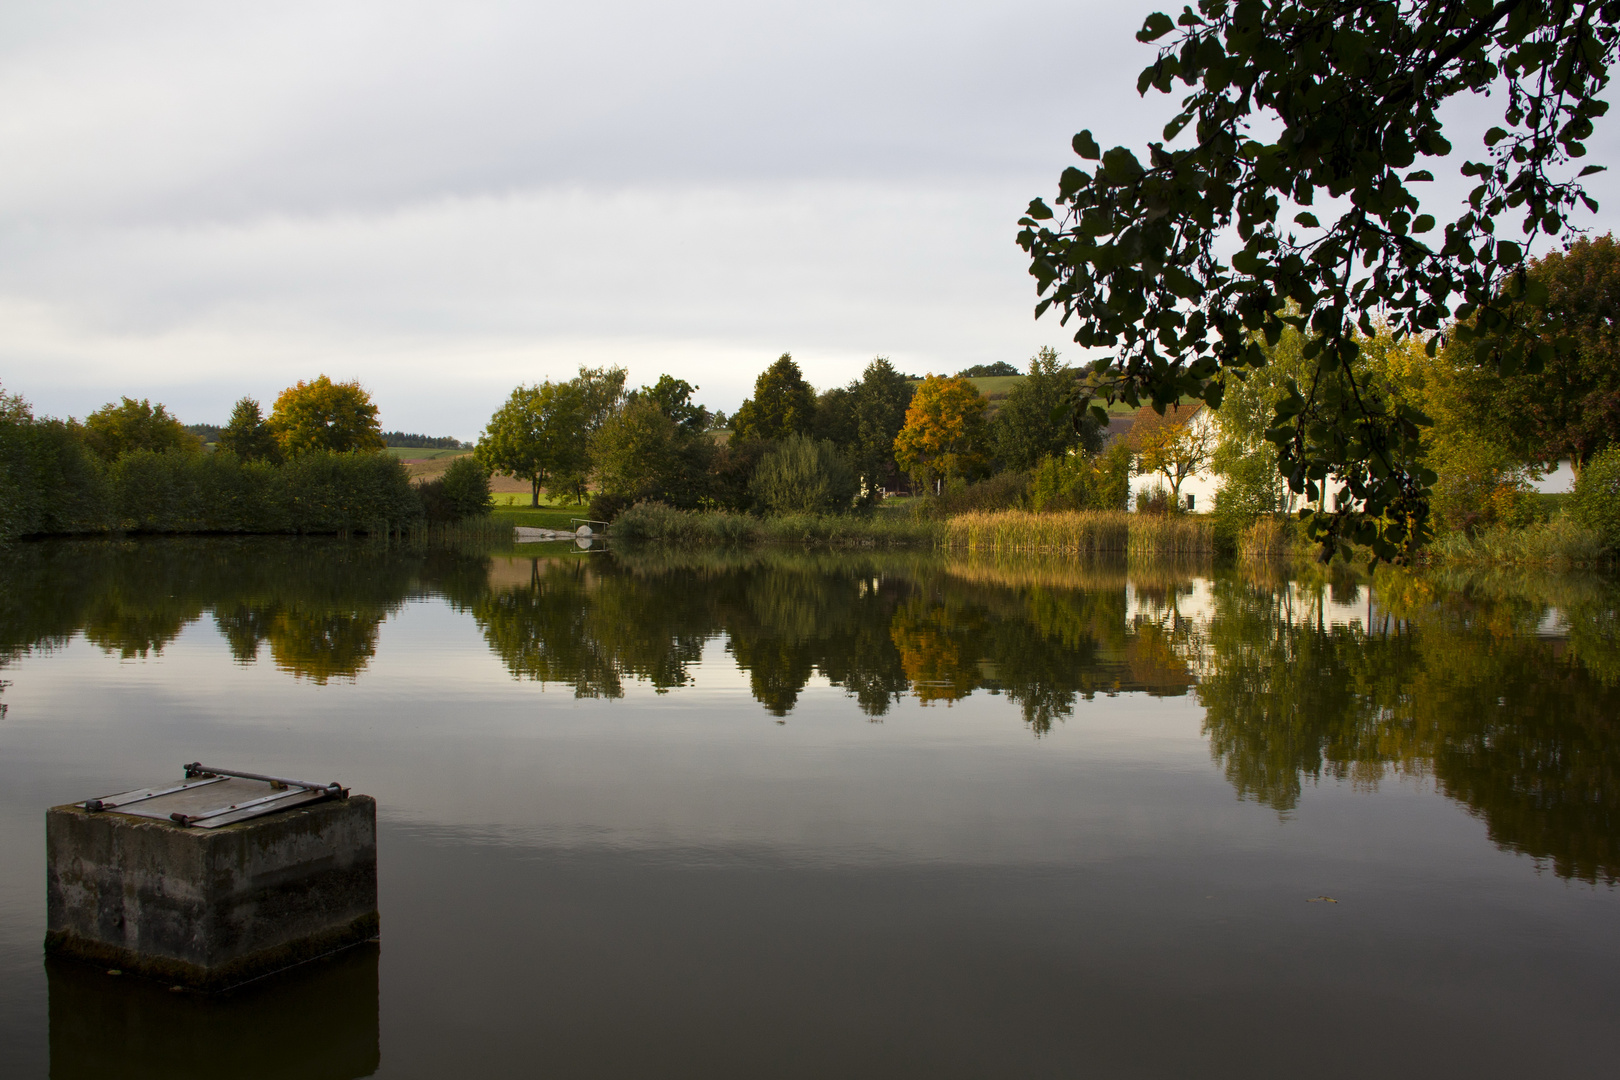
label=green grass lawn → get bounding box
[492,499,595,529]
[384,446,471,460]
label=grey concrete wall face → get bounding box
[45,796,378,990]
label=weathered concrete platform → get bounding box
[46,794,378,990]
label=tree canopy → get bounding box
[1464,232,1620,475]
[893,375,988,489]
[592,396,696,503]
[732,354,816,441]
[81,397,200,460]
[989,348,1100,471]
[476,381,588,507]
[269,376,385,455]
[631,375,710,435]
[218,397,281,463]
[1018,0,1619,560]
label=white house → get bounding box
[1112,404,1223,512]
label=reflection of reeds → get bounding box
[943,510,1213,556]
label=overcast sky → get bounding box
[2,1,1617,439]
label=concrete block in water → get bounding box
[45,795,378,990]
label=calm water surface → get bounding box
[1,538,1617,1077]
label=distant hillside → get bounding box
[185,422,221,443]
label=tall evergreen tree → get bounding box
[217,397,281,463]
[988,348,1100,471]
[731,354,816,441]
[848,357,915,493]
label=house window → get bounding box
[1185,493,1195,510]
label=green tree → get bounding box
[573,365,629,433]
[893,375,988,491]
[0,380,28,423]
[476,381,588,507]
[811,385,857,447]
[1018,0,1619,560]
[81,397,200,461]
[732,354,816,441]
[1029,442,1132,511]
[957,361,1019,378]
[632,375,710,435]
[989,347,1100,471]
[848,357,915,495]
[1467,234,1620,478]
[268,376,385,456]
[217,397,281,463]
[591,396,688,500]
[750,433,858,515]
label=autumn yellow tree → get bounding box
[892,375,986,492]
[269,376,386,455]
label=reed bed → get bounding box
[943,510,1213,557]
[1238,516,1296,560]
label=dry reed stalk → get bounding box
[1239,517,1291,560]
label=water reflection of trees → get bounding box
[1196,570,1620,884]
[473,548,1196,731]
[0,539,453,683]
[4,538,1617,883]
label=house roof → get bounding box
[1103,402,1205,447]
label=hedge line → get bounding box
[1,420,423,541]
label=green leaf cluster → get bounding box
[1020,0,1620,561]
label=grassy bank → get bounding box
[942,509,1214,557]
[493,502,593,529]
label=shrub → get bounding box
[419,456,493,523]
[589,491,636,523]
[1213,451,1285,553]
[277,451,421,533]
[1572,446,1620,553]
[1028,442,1131,512]
[0,417,109,538]
[915,471,1030,518]
[750,433,858,515]
[1135,486,1174,515]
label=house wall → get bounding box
[1126,408,1222,512]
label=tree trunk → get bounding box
[531,478,540,508]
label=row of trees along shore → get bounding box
[477,237,1620,562]
[0,376,492,543]
[6,234,1620,560]
[476,353,1129,522]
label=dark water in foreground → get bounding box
[1,537,1617,1077]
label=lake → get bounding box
[1,537,1617,1077]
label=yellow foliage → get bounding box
[893,375,987,488]
[270,375,386,456]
